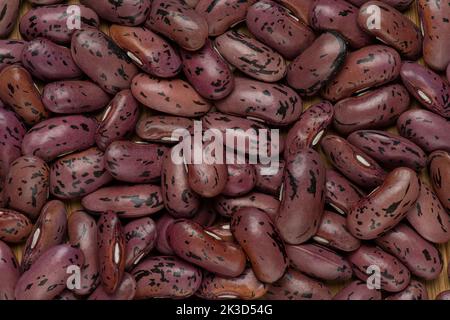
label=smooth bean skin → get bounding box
[400,62,450,118]
[333,280,381,300]
[110,25,182,78]
[191,202,217,227]
[347,0,413,10]
[97,212,126,295]
[95,90,139,151]
[196,268,267,300]
[21,200,67,271]
[131,73,211,117]
[314,211,361,252]
[231,208,288,283]
[309,0,372,48]
[429,150,450,212]
[436,290,450,300]
[136,115,194,144]
[0,240,19,300]
[418,0,450,71]
[0,40,26,72]
[215,31,287,82]
[168,220,246,277]
[333,84,411,136]
[195,0,257,36]
[0,0,20,38]
[42,81,111,114]
[277,0,312,24]
[287,244,353,281]
[247,0,315,60]
[222,164,256,197]
[22,115,97,162]
[322,45,401,102]
[71,29,139,95]
[321,135,386,189]
[375,224,442,280]
[105,140,167,184]
[397,109,450,153]
[133,256,202,299]
[81,185,164,218]
[287,32,347,96]
[124,218,156,270]
[19,4,99,44]
[50,147,113,200]
[15,244,84,300]
[358,1,422,59]
[181,39,234,100]
[146,0,208,51]
[284,101,334,158]
[0,209,32,244]
[89,273,136,300]
[214,192,280,221]
[28,0,64,4]
[348,245,410,292]
[80,0,150,26]
[385,280,428,300]
[216,77,302,125]
[68,211,100,296]
[206,222,234,243]
[254,161,285,196]
[347,130,427,171]
[154,213,175,255]
[347,167,420,240]
[0,65,48,125]
[187,155,228,198]
[266,269,332,300]
[4,156,49,220]
[325,169,363,216]
[406,182,450,244]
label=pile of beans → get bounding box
[0,0,449,300]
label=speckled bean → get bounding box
[276,0,312,24]
[191,202,217,227]
[429,150,450,212]
[136,115,194,144]
[254,161,284,196]
[222,164,256,197]
[333,280,381,300]
[89,273,136,300]
[348,0,413,10]
[436,290,450,300]
[154,213,175,255]
[0,209,33,244]
[0,240,19,300]
[80,0,150,26]
[0,40,25,72]
[206,222,234,243]
[325,169,363,216]
[124,217,157,269]
[385,280,428,300]
[0,0,20,38]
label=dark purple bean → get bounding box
[80,0,150,26]
[385,280,428,300]
[88,273,136,300]
[0,240,20,300]
[0,0,20,38]
[124,217,157,269]
[154,213,175,255]
[333,280,381,300]
[254,161,285,196]
[325,169,363,216]
[0,40,25,72]
[0,209,33,244]
[429,150,450,212]
[222,164,256,197]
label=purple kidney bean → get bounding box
[385,280,428,300]
[222,164,256,197]
[397,109,450,153]
[333,280,381,300]
[0,0,19,38]
[429,150,450,212]
[347,130,427,171]
[348,0,413,10]
[71,29,139,95]
[136,115,194,144]
[206,222,234,243]
[95,90,139,151]
[320,135,386,189]
[215,31,287,82]
[0,209,33,244]
[231,208,288,283]
[89,273,136,300]
[15,244,84,300]
[124,217,157,269]
[50,147,113,200]
[325,169,363,216]
[254,161,284,196]
[436,290,450,300]
[191,201,217,227]
[97,212,126,295]
[333,84,411,135]
[133,256,202,299]
[214,192,280,220]
[155,213,175,255]
[276,0,312,24]
[80,0,150,26]
[0,240,19,300]
[0,40,26,72]
[21,200,67,271]
[42,81,110,114]
[21,115,97,162]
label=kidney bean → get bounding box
[322,45,401,102]
[397,109,450,153]
[0,0,19,38]
[154,213,175,255]
[146,0,208,51]
[215,31,287,82]
[418,0,450,71]
[0,209,32,244]
[222,164,256,197]
[385,280,428,300]
[110,25,181,78]
[0,240,19,300]
[348,0,413,10]
[71,29,139,94]
[97,212,126,295]
[333,84,411,135]
[232,208,287,283]
[406,182,450,244]
[133,256,202,299]
[333,280,381,300]
[0,65,48,125]
[191,201,217,227]
[22,115,97,162]
[436,290,450,300]
[206,222,234,243]
[0,40,25,72]
[21,200,67,271]
[15,244,84,300]
[429,150,450,212]
[266,269,332,300]
[276,0,312,24]
[348,245,410,292]
[124,217,157,269]
[215,192,280,220]
[136,115,194,144]
[347,130,427,171]
[325,169,363,216]
[50,147,113,200]
[196,268,267,300]
[28,0,64,4]
[80,0,150,26]
[254,161,284,196]
[310,0,372,48]
[168,220,246,277]
[68,210,100,296]
[89,273,136,300]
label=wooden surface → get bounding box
[8,0,450,299]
